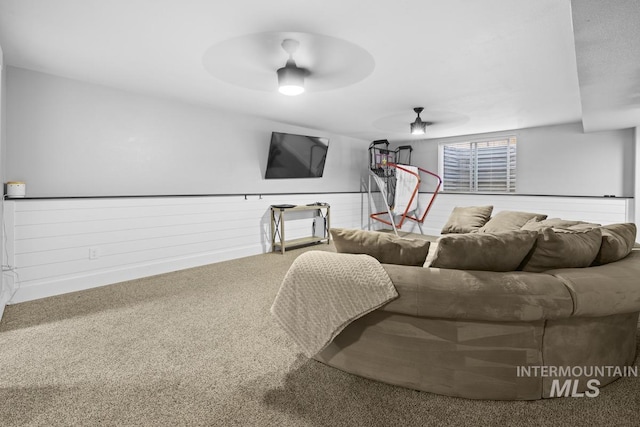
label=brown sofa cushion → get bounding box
[381,264,574,321]
[430,230,538,272]
[565,223,601,232]
[441,205,493,234]
[592,223,637,265]
[546,251,640,317]
[521,228,602,272]
[521,218,595,231]
[479,210,548,233]
[330,228,430,266]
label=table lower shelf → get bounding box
[273,236,330,252]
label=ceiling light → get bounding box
[410,107,427,135]
[277,39,305,96]
[277,61,305,96]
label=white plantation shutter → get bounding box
[441,137,516,192]
[442,142,473,191]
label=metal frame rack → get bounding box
[367,140,442,235]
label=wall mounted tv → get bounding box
[265,131,329,179]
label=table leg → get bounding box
[326,206,331,244]
[280,209,286,254]
[270,209,276,252]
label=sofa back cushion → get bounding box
[478,210,547,233]
[563,222,601,232]
[330,228,430,266]
[521,228,602,272]
[592,223,637,265]
[441,205,493,234]
[430,230,538,271]
[521,218,597,232]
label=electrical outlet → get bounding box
[89,247,100,260]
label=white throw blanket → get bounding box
[270,251,397,357]
[394,165,419,214]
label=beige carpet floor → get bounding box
[0,243,639,426]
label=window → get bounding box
[440,136,516,193]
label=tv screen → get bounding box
[265,132,329,179]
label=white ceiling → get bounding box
[571,0,640,132]
[0,0,637,142]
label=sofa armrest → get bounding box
[380,265,573,322]
[548,250,640,317]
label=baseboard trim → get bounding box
[10,245,264,304]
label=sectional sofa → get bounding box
[287,209,640,400]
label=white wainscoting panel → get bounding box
[4,192,633,303]
[1,201,16,316]
[387,193,632,235]
[5,193,367,303]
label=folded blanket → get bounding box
[394,165,419,213]
[271,251,397,357]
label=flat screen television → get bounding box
[265,131,329,179]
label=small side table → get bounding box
[270,204,331,254]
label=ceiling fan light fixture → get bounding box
[277,61,305,96]
[277,39,305,96]
[410,107,427,135]
[410,120,426,135]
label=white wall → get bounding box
[5,193,369,303]
[397,123,634,197]
[517,123,633,197]
[6,67,634,200]
[6,67,368,197]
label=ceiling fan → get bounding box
[202,31,374,94]
[276,39,310,96]
[410,107,433,135]
[371,108,468,136]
